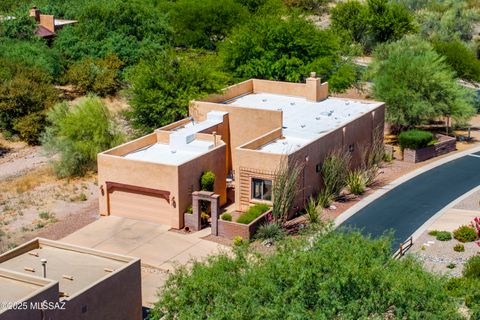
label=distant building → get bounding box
[97,74,385,230]
[0,238,142,320]
[29,6,76,40]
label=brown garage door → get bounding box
[108,184,171,226]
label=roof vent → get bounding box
[315,117,320,120]
[262,99,267,102]
[346,101,350,105]
[171,150,177,154]
[282,141,288,145]
[301,124,306,128]
[290,102,295,106]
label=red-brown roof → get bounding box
[35,25,55,38]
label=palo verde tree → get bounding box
[41,95,124,177]
[220,14,357,92]
[169,0,248,50]
[331,0,416,52]
[369,35,475,129]
[126,50,228,133]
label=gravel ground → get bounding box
[0,145,49,180]
[410,232,480,277]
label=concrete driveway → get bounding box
[62,216,228,307]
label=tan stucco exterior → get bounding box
[0,238,142,320]
[98,131,227,229]
[97,76,385,228]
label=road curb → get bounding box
[334,145,480,227]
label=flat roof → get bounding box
[0,270,54,312]
[228,92,382,154]
[122,111,226,165]
[123,140,214,165]
[0,239,135,299]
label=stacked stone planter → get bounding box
[403,134,456,163]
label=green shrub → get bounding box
[65,54,124,97]
[232,235,244,246]
[41,96,124,178]
[185,205,193,214]
[38,211,51,220]
[317,190,334,208]
[463,256,480,279]
[152,231,462,319]
[398,130,434,150]
[12,112,46,145]
[453,244,465,252]
[305,197,320,224]
[428,230,439,236]
[447,263,456,269]
[435,231,452,241]
[346,170,366,195]
[221,213,232,221]
[433,40,480,82]
[255,221,285,241]
[200,171,215,192]
[237,203,270,224]
[453,225,478,243]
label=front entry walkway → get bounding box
[62,216,228,307]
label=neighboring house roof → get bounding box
[35,25,56,38]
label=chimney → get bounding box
[305,72,329,102]
[39,14,55,32]
[29,6,41,22]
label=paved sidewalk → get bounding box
[427,208,478,232]
[62,216,228,307]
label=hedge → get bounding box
[398,130,434,150]
[237,203,270,224]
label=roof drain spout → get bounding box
[213,131,217,147]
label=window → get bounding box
[251,178,272,201]
[316,163,322,173]
[349,143,355,152]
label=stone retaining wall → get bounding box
[403,134,456,163]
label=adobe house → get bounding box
[0,238,142,320]
[97,75,385,229]
[29,6,77,40]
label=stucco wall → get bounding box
[0,280,59,320]
[98,139,227,229]
[190,102,282,170]
[97,153,180,227]
[177,144,227,218]
[235,104,385,214]
[50,259,142,320]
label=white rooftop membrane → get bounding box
[122,111,226,165]
[228,93,382,154]
[123,141,213,165]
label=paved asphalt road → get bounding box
[340,152,480,250]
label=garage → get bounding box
[106,182,172,226]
